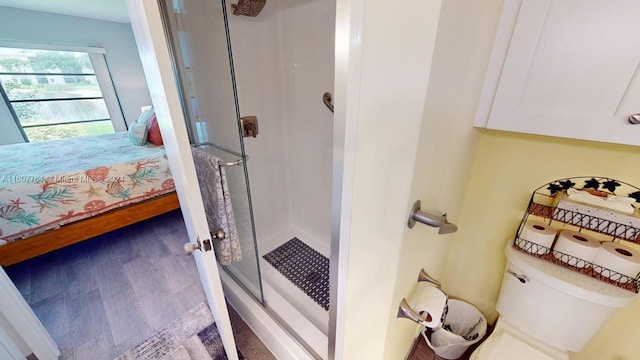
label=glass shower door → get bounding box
[160,0,263,302]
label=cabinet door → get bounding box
[480,0,640,146]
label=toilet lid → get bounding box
[477,333,555,360]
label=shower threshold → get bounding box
[220,260,329,360]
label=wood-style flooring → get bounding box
[4,209,274,360]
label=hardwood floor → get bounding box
[4,210,274,360]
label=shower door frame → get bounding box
[126,0,240,359]
[159,0,265,305]
[128,0,370,359]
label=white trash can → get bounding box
[421,299,487,360]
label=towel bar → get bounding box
[192,142,247,167]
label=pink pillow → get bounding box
[147,115,163,146]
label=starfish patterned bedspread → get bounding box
[0,132,175,244]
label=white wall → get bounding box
[276,0,335,251]
[0,101,23,145]
[227,4,292,250]
[336,0,446,358]
[0,6,151,135]
[381,1,505,357]
[228,0,335,253]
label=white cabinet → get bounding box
[475,0,640,146]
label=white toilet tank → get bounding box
[496,244,638,352]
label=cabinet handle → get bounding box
[628,114,640,124]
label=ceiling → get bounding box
[0,0,130,23]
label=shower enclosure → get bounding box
[161,0,335,357]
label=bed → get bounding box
[0,132,180,265]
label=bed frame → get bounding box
[0,192,180,266]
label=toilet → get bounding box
[471,243,639,360]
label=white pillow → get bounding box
[128,108,155,146]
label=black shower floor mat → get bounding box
[262,237,329,311]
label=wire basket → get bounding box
[515,177,640,293]
[513,237,639,292]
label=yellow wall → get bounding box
[442,129,640,360]
[381,0,504,358]
[346,0,640,358]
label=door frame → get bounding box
[0,267,59,360]
[329,0,365,358]
[0,0,446,358]
[0,324,24,360]
[126,0,239,359]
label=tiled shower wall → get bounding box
[229,0,335,253]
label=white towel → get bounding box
[191,147,242,265]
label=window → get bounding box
[0,44,126,142]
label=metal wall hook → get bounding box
[323,92,334,113]
[407,200,458,234]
